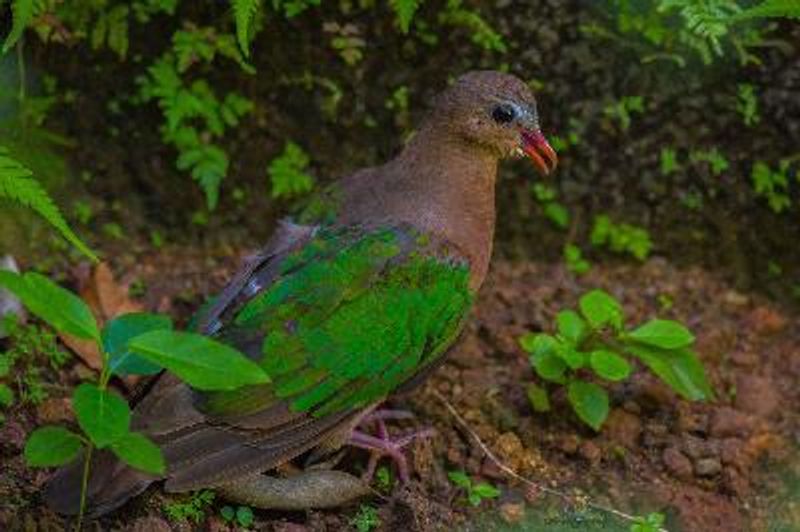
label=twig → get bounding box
[431,390,668,532]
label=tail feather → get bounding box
[43,449,159,517]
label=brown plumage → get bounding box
[44,70,556,516]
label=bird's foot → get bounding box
[349,409,435,484]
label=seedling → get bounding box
[520,289,712,430]
[220,504,255,527]
[591,215,652,261]
[164,490,215,524]
[630,511,666,532]
[448,470,501,507]
[351,504,381,532]
[563,244,591,275]
[0,271,269,528]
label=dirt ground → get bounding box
[1,243,798,531]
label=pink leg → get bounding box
[348,409,435,483]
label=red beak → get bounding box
[521,130,558,176]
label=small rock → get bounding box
[722,290,749,308]
[663,447,693,480]
[557,434,580,455]
[694,457,722,477]
[676,404,708,434]
[579,440,601,465]
[499,502,525,524]
[682,435,718,459]
[604,409,642,448]
[709,407,754,438]
[722,467,750,497]
[735,375,780,418]
[729,350,758,367]
[494,432,524,465]
[129,516,172,532]
[719,438,744,467]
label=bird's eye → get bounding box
[491,104,516,124]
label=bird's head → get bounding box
[431,70,557,175]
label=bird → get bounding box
[43,70,557,516]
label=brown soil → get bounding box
[1,243,798,531]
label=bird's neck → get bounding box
[374,126,499,288]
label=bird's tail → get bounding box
[43,448,159,517]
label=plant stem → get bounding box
[75,443,94,531]
[17,38,26,105]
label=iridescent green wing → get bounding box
[198,224,473,420]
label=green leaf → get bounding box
[220,506,235,522]
[626,344,713,401]
[104,313,172,376]
[468,492,481,506]
[73,383,131,448]
[447,470,471,489]
[111,431,165,474]
[556,343,587,370]
[0,271,99,341]
[24,426,84,467]
[389,0,422,34]
[472,482,501,498]
[589,350,632,381]
[579,289,623,330]
[2,0,37,54]
[567,380,609,430]
[0,383,14,407]
[526,383,550,413]
[128,330,270,391]
[628,319,694,349]
[527,334,567,382]
[0,147,98,261]
[236,506,254,527]
[231,0,261,57]
[556,310,587,344]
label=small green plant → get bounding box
[659,147,681,176]
[164,490,216,523]
[268,141,315,199]
[690,148,729,176]
[351,504,381,532]
[563,244,591,275]
[533,183,570,230]
[751,160,792,213]
[136,26,254,210]
[520,289,712,430]
[0,316,70,418]
[591,215,653,261]
[1,147,97,261]
[736,83,760,126]
[325,22,366,66]
[220,504,255,527]
[375,465,393,491]
[447,470,501,507]
[0,271,269,528]
[439,0,507,53]
[630,511,666,532]
[604,96,644,131]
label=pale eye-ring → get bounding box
[491,104,516,124]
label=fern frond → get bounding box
[735,0,800,20]
[2,0,41,53]
[389,0,423,34]
[0,147,98,261]
[232,0,261,57]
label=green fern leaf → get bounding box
[390,0,423,33]
[735,0,800,20]
[0,147,98,261]
[3,0,40,53]
[232,0,261,57]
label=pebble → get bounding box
[36,397,73,424]
[694,457,722,477]
[579,440,601,465]
[663,447,693,480]
[735,375,780,418]
[709,407,754,438]
[499,502,525,524]
[604,409,642,448]
[745,306,788,335]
